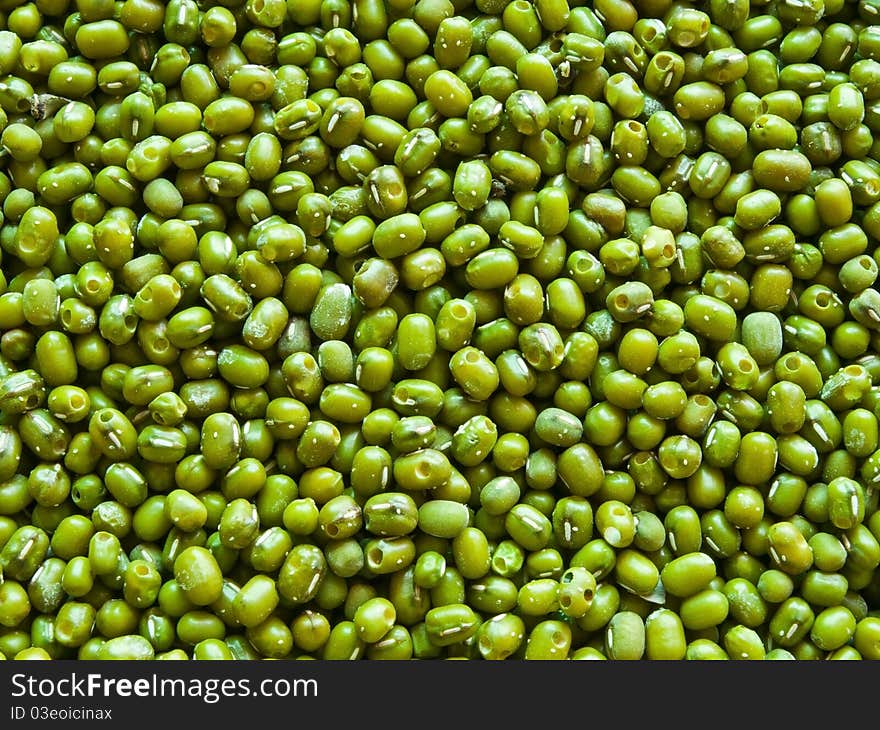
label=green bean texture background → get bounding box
[2,0,880,661]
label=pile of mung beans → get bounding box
[1,0,880,661]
